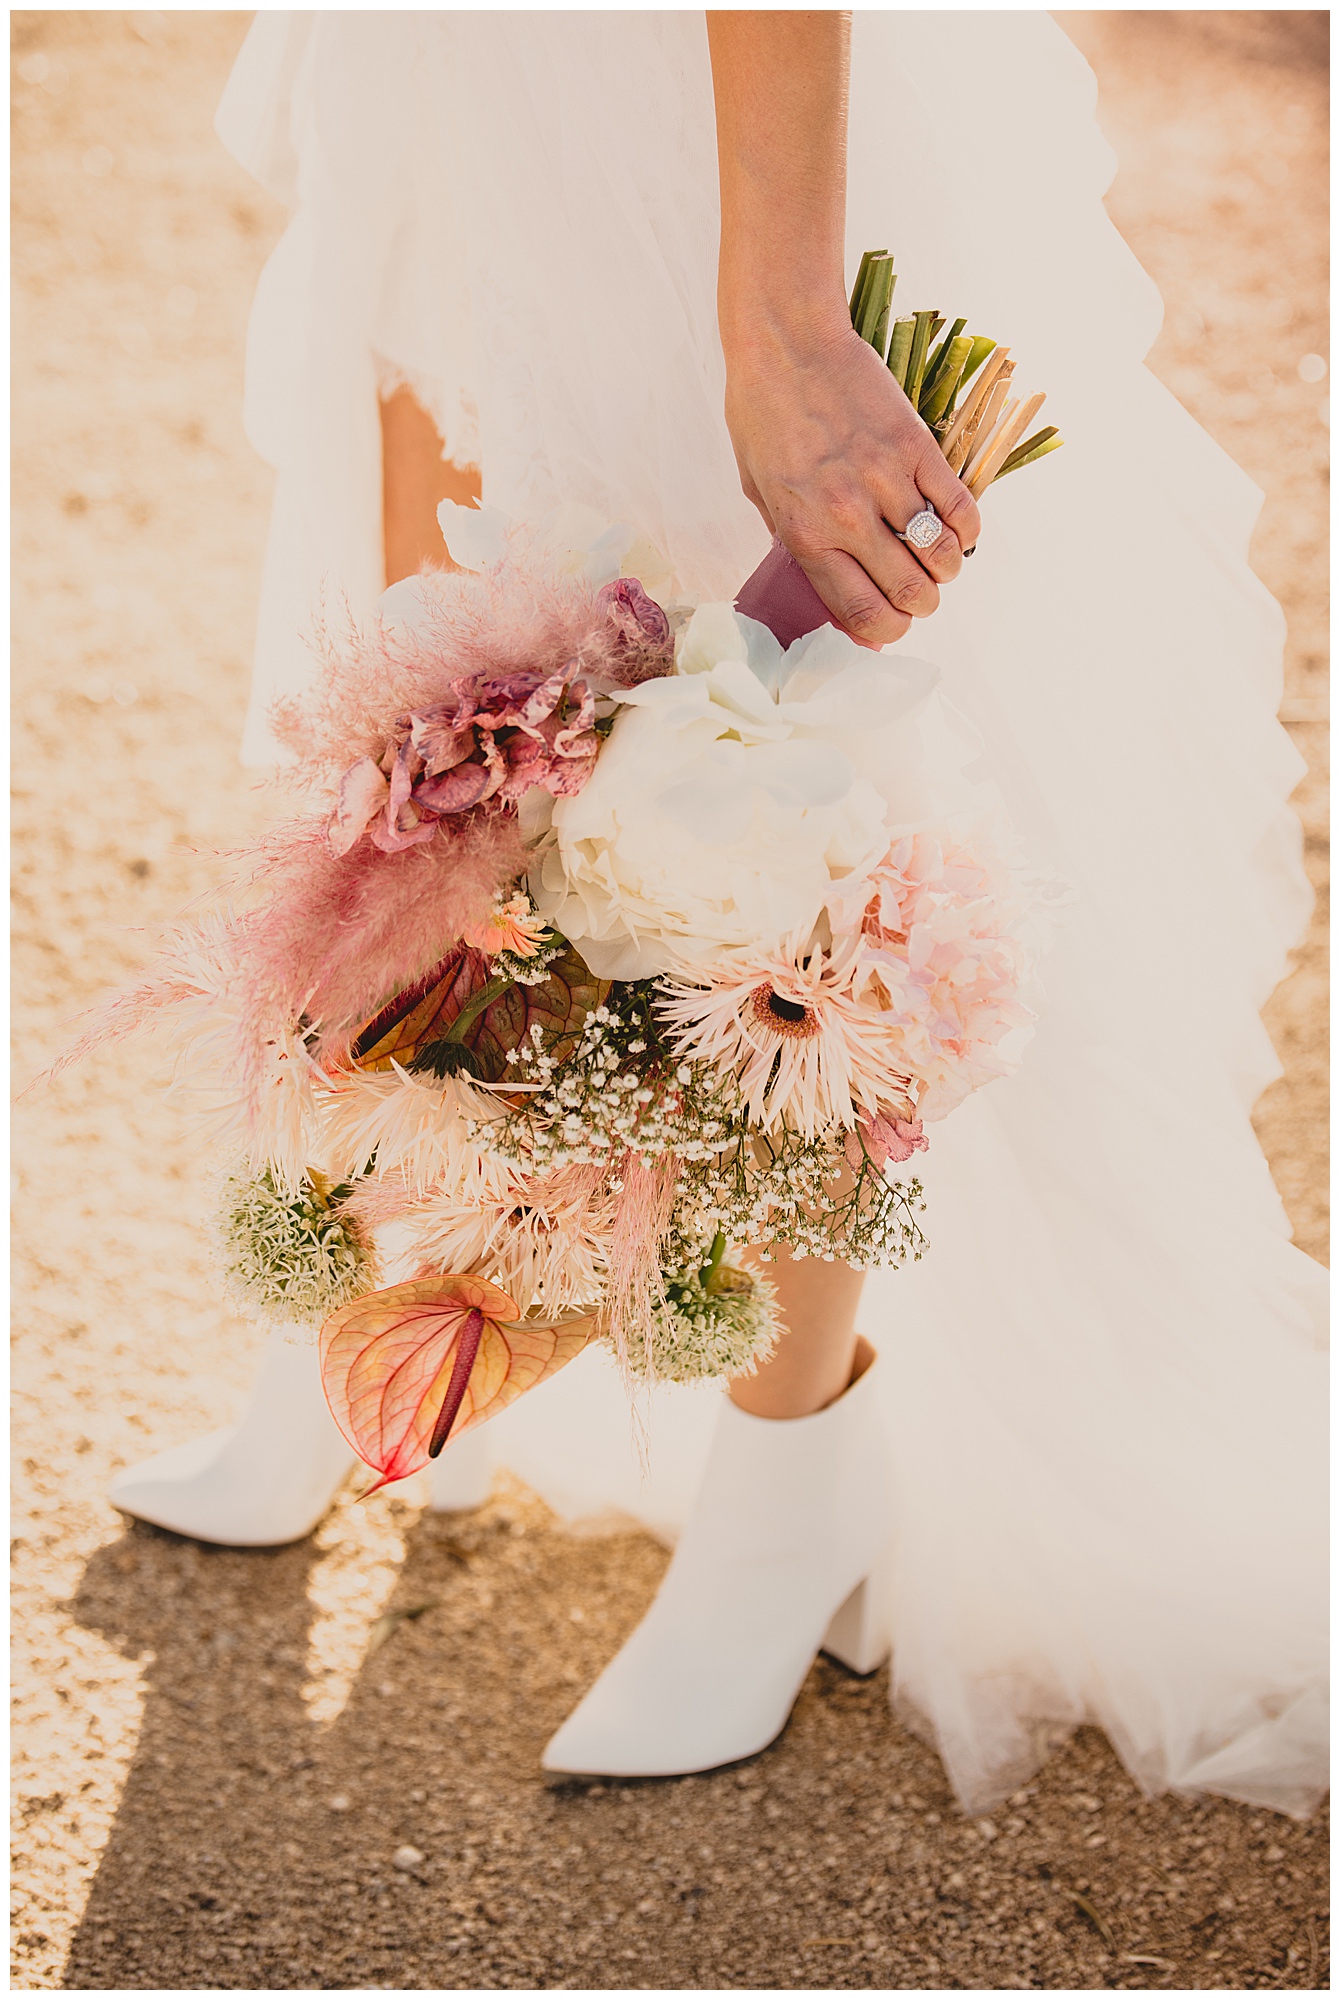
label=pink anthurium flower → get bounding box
[319,1274,597,1494]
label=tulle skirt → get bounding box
[216,11,1326,1816]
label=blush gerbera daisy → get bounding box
[461,891,550,961]
[657,933,896,1138]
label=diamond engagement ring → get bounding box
[896,505,943,551]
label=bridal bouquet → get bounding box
[64,255,1052,1492]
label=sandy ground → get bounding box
[10,10,1328,1993]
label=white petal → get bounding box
[749,738,856,810]
[436,500,511,570]
[675,601,752,678]
[534,502,632,583]
[734,613,788,693]
[578,521,635,586]
[377,574,446,636]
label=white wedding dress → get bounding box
[215,11,1326,1816]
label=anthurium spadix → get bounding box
[319,1274,598,1493]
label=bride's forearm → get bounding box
[706,9,978,644]
[706,11,853,363]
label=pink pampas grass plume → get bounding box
[48,804,525,1176]
[233,806,526,1055]
[602,1151,680,1368]
[351,1162,613,1313]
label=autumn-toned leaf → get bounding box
[350,942,607,1084]
[319,1274,598,1492]
[351,945,489,1071]
[461,943,609,1081]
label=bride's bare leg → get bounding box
[730,1251,865,1419]
[380,383,480,585]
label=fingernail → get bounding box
[963,545,977,558]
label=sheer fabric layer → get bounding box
[216,10,1326,1816]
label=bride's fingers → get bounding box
[792,545,914,648]
[886,497,963,584]
[912,451,982,560]
[858,521,941,620]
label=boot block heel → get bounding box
[821,1568,892,1675]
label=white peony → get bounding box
[527,604,959,979]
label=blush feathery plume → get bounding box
[601,1151,682,1371]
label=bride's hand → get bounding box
[723,311,982,648]
[706,13,980,647]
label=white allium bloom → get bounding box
[529,605,957,979]
[211,1162,376,1330]
[622,1262,781,1384]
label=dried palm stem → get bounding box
[940,345,1011,463]
[847,248,1063,493]
[958,369,1015,480]
[966,392,1047,498]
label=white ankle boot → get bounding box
[541,1341,892,1777]
[108,1327,495,1546]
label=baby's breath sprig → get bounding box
[677,1121,928,1270]
[491,927,565,988]
[823,1140,929,1269]
[490,982,736,1174]
[473,976,928,1284]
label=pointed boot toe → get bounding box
[540,1617,790,1777]
[109,1427,237,1534]
[109,1421,354,1546]
[541,1343,891,1779]
[107,1329,356,1547]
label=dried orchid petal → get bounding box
[369,808,438,854]
[328,756,391,858]
[597,576,672,653]
[329,663,601,854]
[518,668,573,732]
[413,760,497,815]
[409,706,475,772]
[320,1273,598,1492]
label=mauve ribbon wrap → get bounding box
[733,536,836,648]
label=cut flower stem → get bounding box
[848,248,1059,490]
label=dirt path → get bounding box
[11,11,1327,1992]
